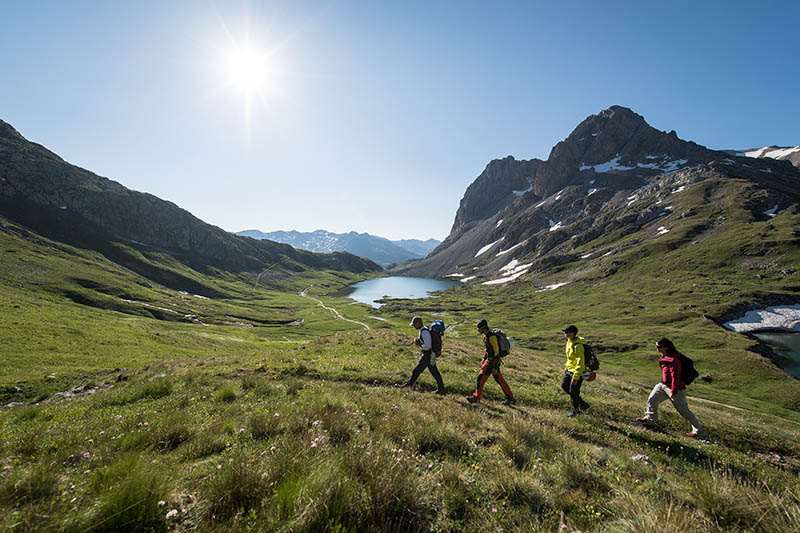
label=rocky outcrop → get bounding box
[0,120,381,284]
[451,156,542,232]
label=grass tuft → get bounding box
[204,453,270,522]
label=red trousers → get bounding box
[472,358,514,401]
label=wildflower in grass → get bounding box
[82,452,90,459]
[492,508,498,513]
[3,465,10,471]
[239,428,245,434]
[158,500,167,507]
[166,509,179,519]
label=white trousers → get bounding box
[642,383,707,437]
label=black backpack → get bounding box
[583,343,599,372]
[430,330,443,354]
[677,353,699,385]
[490,329,511,357]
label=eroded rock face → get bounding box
[451,156,542,232]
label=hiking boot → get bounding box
[579,402,590,412]
[502,398,516,406]
[434,389,447,395]
[686,432,709,440]
[466,396,479,404]
[636,417,656,428]
[565,412,578,418]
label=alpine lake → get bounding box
[339,276,458,308]
[752,331,800,379]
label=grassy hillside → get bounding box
[2,198,800,531]
[2,330,799,531]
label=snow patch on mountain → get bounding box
[656,226,669,235]
[512,179,535,197]
[475,238,503,257]
[745,146,800,159]
[497,240,527,257]
[495,219,504,228]
[536,282,570,292]
[764,205,779,217]
[581,156,635,173]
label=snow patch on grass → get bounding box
[536,282,570,292]
[724,305,800,332]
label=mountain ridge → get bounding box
[0,119,381,294]
[397,106,800,282]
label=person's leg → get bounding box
[470,359,492,401]
[492,370,515,400]
[642,383,670,423]
[670,390,708,437]
[568,376,584,413]
[404,352,429,387]
[427,359,446,393]
[560,372,572,396]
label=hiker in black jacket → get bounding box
[400,316,446,394]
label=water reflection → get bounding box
[342,276,457,308]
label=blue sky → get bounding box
[2,0,798,240]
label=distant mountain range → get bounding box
[0,120,380,295]
[236,229,440,267]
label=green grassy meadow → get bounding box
[2,203,800,531]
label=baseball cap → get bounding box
[561,325,578,334]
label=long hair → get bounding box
[656,337,677,354]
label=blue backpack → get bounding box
[430,320,445,353]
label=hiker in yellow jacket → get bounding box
[561,325,590,417]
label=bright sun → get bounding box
[222,43,271,95]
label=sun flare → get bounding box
[222,42,271,95]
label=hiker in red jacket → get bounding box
[636,338,708,439]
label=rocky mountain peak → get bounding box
[534,105,711,198]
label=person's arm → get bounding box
[668,357,681,397]
[420,329,432,351]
